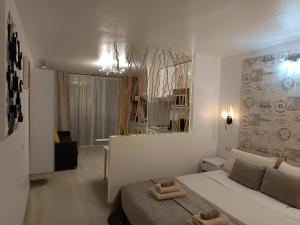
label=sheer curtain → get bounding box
[55,71,71,131]
[67,74,119,146]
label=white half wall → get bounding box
[108,54,221,202]
[217,39,300,158]
[0,0,33,224]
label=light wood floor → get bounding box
[24,146,111,225]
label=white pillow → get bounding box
[223,148,277,173]
[279,161,300,178]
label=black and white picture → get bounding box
[240,50,300,165]
[6,12,24,136]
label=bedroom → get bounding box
[0,0,300,225]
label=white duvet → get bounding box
[177,170,300,225]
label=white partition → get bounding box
[30,69,55,174]
[108,133,213,203]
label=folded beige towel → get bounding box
[187,216,234,225]
[161,180,175,187]
[149,187,185,200]
[192,214,229,225]
[200,209,220,220]
[186,219,196,225]
[155,183,181,194]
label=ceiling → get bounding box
[15,0,300,73]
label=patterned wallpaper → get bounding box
[239,50,300,166]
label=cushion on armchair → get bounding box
[54,131,60,143]
[57,131,72,142]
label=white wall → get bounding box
[108,54,221,202]
[217,39,300,158]
[192,55,221,141]
[0,0,33,224]
[30,69,55,174]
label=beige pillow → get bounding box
[279,162,300,179]
[223,148,277,173]
[260,168,300,209]
[229,159,266,190]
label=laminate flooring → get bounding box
[24,146,111,225]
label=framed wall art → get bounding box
[23,55,31,89]
[5,12,24,136]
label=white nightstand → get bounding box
[201,157,226,172]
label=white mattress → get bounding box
[177,170,300,225]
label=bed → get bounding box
[178,170,300,225]
[108,170,300,225]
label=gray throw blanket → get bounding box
[109,179,245,225]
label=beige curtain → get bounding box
[55,71,70,131]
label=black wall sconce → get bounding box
[221,105,234,130]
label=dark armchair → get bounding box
[55,131,78,171]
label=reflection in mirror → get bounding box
[114,45,192,135]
